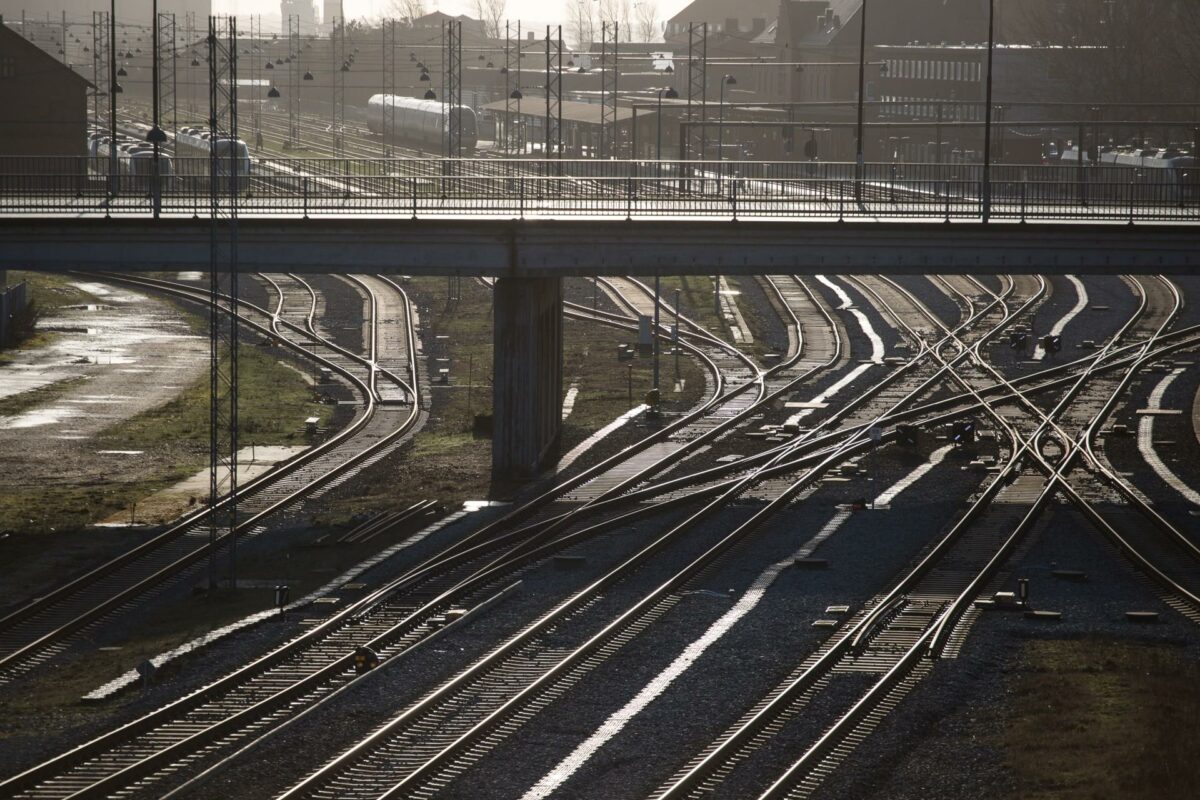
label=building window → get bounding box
[0,57,16,78]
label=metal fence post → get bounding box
[627,176,633,221]
[520,176,525,219]
[944,180,951,222]
[412,176,418,220]
[303,176,309,219]
[1020,178,1027,223]
[730,177,738,220]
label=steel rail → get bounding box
[753,275,1195,800]
[277,275,1026,799]
[0,273,425,798]
[0,274,395,674]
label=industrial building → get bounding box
[0,22,91,165]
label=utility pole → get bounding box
[855,0,868,201]
[109,0,117,198]
[981,0,995,222]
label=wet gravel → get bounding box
[812,499,1200,800]
[7,274,1200,800]
[178,500,751,799]
[435,441,993,799]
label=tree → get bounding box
[568,0,596,50]
[599,0,634,41]
[634,0,659,43]
[1013,0,1199,105]
[472,0,507,39]
[390,0,426,25]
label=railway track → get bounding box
[258,273,1058,799]
[0,271,421,687]
[8,272,1199,800]
[648,272,1200,800]
[0,273,838,799]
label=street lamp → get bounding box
[981,0,996,222]
[855,0,870,200]
[656,86,679,169]
[511,88,523,154]
[717,74,736,183]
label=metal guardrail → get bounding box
[1,158,1198,222]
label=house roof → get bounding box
[668,0,781,27]
[0,25,96,90]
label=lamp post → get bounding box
[108,0,117,198]
[510,87,523,155]
[148,0,167,217]
[673,288,681,381]
[855,0,868,201]
[981,0,995,222]
[717,73,736,185]
[653,273,661,403]
[657,86,679,177]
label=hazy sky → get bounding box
[216,0,693,34]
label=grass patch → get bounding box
[101,343,332,451]
[0,375,89,417]
[1000,637,1200,800]
[0,482,184,535]
[0,345,331,536]
[8,270,101,310]
[655,275,733,343]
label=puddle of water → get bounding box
[463,500,508,511]
[1,406,79,429]
[69,282,143,304]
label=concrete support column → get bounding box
[492,275,563,476]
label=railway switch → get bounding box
[896,424,919,446]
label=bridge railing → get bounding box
[0,157,1197,221]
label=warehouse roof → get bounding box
[482,99,636,125]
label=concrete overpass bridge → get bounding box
[3,157,1199,474]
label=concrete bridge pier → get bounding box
[492,276,563,477]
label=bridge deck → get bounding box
[3,217,1198,276]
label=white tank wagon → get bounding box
[174,125,252,192]
[86,129,175,194]
[366,94,479,153]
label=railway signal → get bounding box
[1008,330,1028,350]
[1042,334,1062,354]
[952,419,976,446]
[896,424,918,446]
[353,646,380,674]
